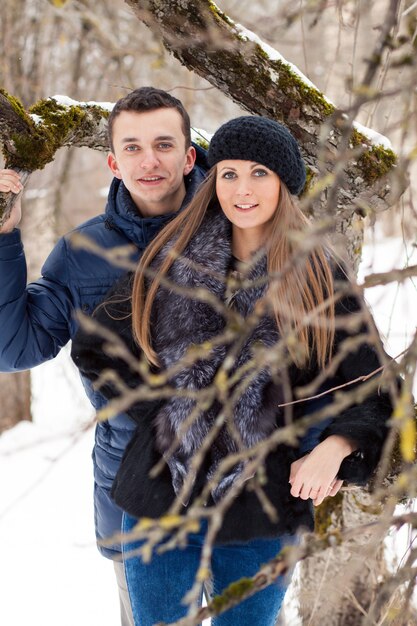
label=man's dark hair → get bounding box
[107,86,191,152]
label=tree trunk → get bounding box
[297,490,388,625]
[0,372,31,432]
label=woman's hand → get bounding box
[289,435,357,506]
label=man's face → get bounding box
[107,108,196,217]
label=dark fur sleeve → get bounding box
[71,272,154,422]
[319,268,397,484]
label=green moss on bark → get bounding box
[29,98,87,136]
[0,88,34,126]
[207,0,333,120]
[359,145,397,184]
[150,0,208,30]
[269,60,334,117]
[193,136,209,150]
[211,578,254,614]
[208,0,234,26]
[350,128,397,184]
[303,167,314,193]
[6,133,54,171]
[1,95,107,171]
[314,491,344,537]
[201,48,270,100]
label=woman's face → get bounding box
[215,160,281,236]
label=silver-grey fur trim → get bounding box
[149,208,285,502]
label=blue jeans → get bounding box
[121,513,296,626]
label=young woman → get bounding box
[72,116,393,626]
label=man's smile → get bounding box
[137,175,165,185]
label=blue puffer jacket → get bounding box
[0,151,207,558]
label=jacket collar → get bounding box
[105,148,207,251]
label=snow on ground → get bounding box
[0,349,120,626]
[0,236,416,626]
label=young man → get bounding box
[0,87,207,626]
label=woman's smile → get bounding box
[234,202,259,211]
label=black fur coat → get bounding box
[72,206,393,543]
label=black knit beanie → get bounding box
[207,116,306,196]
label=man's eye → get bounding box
[158,143,173,150]
[125,145,139,152]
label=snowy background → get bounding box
[0,234,416,626]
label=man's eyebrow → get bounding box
[121,136,139,144]
[155,135,177,142]
[120,135,177,143]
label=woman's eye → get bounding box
[253,169,267,177]
[222,171,236,180]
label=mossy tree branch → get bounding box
[0,90,109,225]
[123,0,405,216]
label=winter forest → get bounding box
[1,0,417,625]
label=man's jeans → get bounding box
[122,512,296,626]
[114,561,135,626]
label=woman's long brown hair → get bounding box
[132,167,335,368]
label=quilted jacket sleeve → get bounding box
[0,230,74,372]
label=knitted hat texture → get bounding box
[207,116,306,195]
